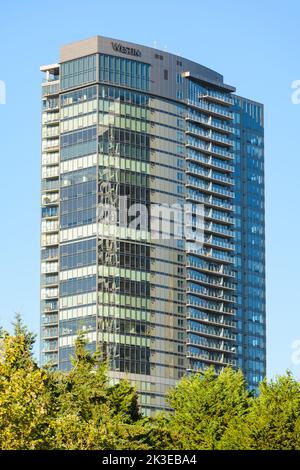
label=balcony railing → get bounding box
[187,350,237,367]
[186,125,234,147]
[186,150,234,173]
[187,323,236,341]
[187,308,236,328]
[188,335,235,350]
[186,138,234,160]
[187,297,235,315]
[186,259,236,278]
[187,271,235,290]
[186,99,234,120]
[199,90,235,106]
[187,286,236,303]
[186,165,234,186]
[186,112,234,134]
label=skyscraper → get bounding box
[40,36,266,415]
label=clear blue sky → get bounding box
[0,0,299,379]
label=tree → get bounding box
[51,333,150,450]
[2,317,300,450]
[164,367,252,449]
[220,372,300,450]
[0,316,55,449]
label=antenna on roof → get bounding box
[153,40,157,49]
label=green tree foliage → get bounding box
[163,367,252,449]
[220,373,300,450]
[51,333,149,449]
[0,316,55,449]
[1,318,300,450]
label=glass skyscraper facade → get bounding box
[40,36,266,414]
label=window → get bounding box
[100,54,150,91]
[61,55,96,90]
[176,72,183,84]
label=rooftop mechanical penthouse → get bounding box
[40,36,266,415]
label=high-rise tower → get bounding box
[40,36,266,415]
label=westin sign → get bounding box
[111,42,142,57]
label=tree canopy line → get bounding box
[0,316,300,450]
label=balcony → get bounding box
[186,151,234,173]
[199,90,235,107]
[188,284,236,302]
[204,222,234,238]
[187,271,235,290]
[186,99,234,120]
[42,194,59,205]
[43,114,60,126]
[186,259,236,278]
[42,179,59,192]
[204,236,234,252]
[186,178,235,199]
[185,191,234,214]
[42,81,59,97]
[188,337,236,355]
[43,145,60,153]
[41,313,58,325]
[41,234,59,247]
[187,297,236,316]
[187,350,237,367]
[187,308,236,328]
[42,166,59,179]
[43,129,59,139]
[186,139,234,161]
[187,324,236,342]
[42,153,59,166]
[41,218,59,230]
[185,113,234,135]
[186,165,234,186]
[204,208,235,225]
[186,126,234,147]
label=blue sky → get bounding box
[0,0,299,379]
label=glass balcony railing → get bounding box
[187,295,235,315]
[199,90,235,106]
[42,153,59,166]
[186,190,234,213]
[188,286,236,303]
[205,208,235,223]
[188,335,236,353]
[187,164,234,186]
[187,307,236,328]
[187,244,235,263]
[187,254,235,271]
[186,177,234,199]
[186,112,234,134]
[186,137,234,160]
[187,125,234,146]
[187,150,234,172]
[41,314,58,325]
[204,235,234,251]
[187,322,236,341]
[187,349,237,366]
[186,99,234,120]
[187,270,235,289]
[205,222,234,237]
